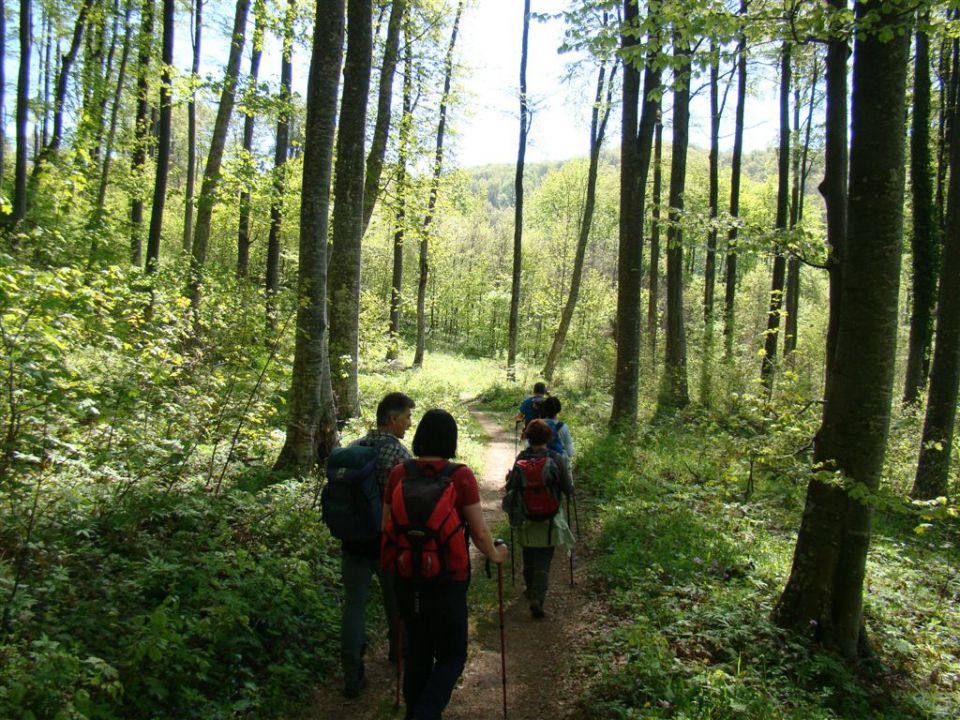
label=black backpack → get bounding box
[321,437,395,542]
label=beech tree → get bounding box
[182,0,203,253]
[237,1,266,280]
[773,0,910,660]
[144,0,174,273]
[275,0,345,473]
[328,0,373,418]
[10,0,30,227]
[129,0,154,265]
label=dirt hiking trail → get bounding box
[307,410,594,720]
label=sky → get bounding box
[451,0,782,168]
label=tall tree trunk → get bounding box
[361,0,404,237]
[935,30,956,233]
[188,0,251,317]
[144,0,174,272]
[701,42,720,405]
[88,0,132,252]
[40,8,50,150]
[647,113,663,366]
[0,0,6,186]
[413,0,463,368]
[904,20,939,405]
[724,0,747,361]
[657,32,691,411]
[611,0,661,426]
[784,56,818,360]
[274,0,344,474]
[760,42,791,391]
[328,0,374,419]
[386,25,413,361]
[237,1,265,279]
[10,0,30,227]
[820,0,850,396]
[129,0,154,265]
[913,36,960,500]
[182,0,202,253]
[773,0,909,660]
[506,0,530,380]
[33,0,95,171]
[543,55,615,381]
[265,0,295,329]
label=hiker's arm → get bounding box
[462,502,507,563]
[559,456,574,496]
[381,502,390,531]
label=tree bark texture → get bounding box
[657,32,690,412]
[129,0,154,265]
[182,0,202,253]
[413,0,463,368]
[506,0,531,380]
[11,0,31,226]
[188,0,251,315]
[724,0,747,361]
[647,115,663,367]
[361,0,404,237]
[913,61,960,500]
[237,1,265,280]
[904,21,939,405]
[773,0,909,660]
[701,43,720,405]
[328,0,373,419]
[265,0,296,329]
[543,57,614,381]
[760,42,791,390]
[274,0,345,474]
[144,0,174,273]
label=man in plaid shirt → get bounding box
[341,392,414,698]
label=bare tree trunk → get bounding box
[182,0,202,253]
[265,0,296,329]
[10,0,30,227]
[760,42,791,391]
[773,0,909,660]
[144,0,174,273]
[274,0,344,474]
[129,0,154,265]
[724,0,747,361]
[913,36,960,500]
[386,26,412,361]
[328,0,374,419]
[647,114,663,366]
[611,0,661,426]
[657,31,690,412]
[413,0,463,368]
[237,1,265,279]
[904,19,940,405]
[701,42,720,405]
[543,53,615,381]
[188,0,251,317]
[40,8,50,150]
[362,0,404,237]
[506,0,530,380]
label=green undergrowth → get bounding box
[562,399,959,720]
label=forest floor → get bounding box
[306,410,595,720]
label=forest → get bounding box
[0,0,958,717]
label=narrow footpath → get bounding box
[308,410,593,720]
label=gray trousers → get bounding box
[340,548,398,687]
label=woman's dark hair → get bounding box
[412,409,458,458]
[542,396,562,418]
[524,419,553,447]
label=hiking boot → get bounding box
[530,600,545,619]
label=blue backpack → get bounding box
[321,438,395,542]
[545,419,566,455]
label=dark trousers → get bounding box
[340,547,398,689]
[522,545,555,606]
[396,578,469,720]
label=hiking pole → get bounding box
[509,526,515,587]
[394,620,403,712]
[494,539,508,719]
[567,495,574,587]
[573,489,581,540]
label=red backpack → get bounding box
[381,460,469,580]
[512,455,561,521]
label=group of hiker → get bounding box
[321,383,576,720]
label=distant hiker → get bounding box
[541,395,575,459]
[516,381,548,426]
[381,408,508,720]
[326,392,414,698]
[503,419,574,619]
